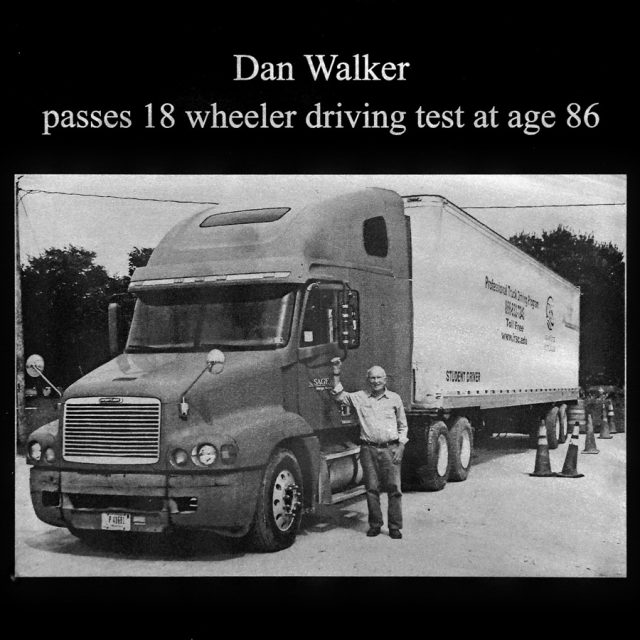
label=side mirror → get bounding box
[25,354,62,397]
[108,302,123,357]
[206,349,226,374]
[338,289,360,349]
[25,354,45,378]
[108,294,136,357]
[179,349,226,420]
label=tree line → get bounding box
[20,246,152,391]
[509,225,624,388]
[20,227,624,391]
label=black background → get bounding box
[9,14,635,173]
[6,9,635,630]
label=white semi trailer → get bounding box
[401,194,580,489]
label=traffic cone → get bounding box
[556,423,584,478]
[607,399,618,434]
[582,415,599,454]
[599,404,613,439]
[530,419,557,477]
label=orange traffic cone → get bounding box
[530,419,557,477]
[556,423,584,478]
[606,399,618,434]
[599,404,613,439]
[582,415,599,454]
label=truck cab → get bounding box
[27,188,412,551]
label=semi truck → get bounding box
[26,188,580,551]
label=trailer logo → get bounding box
[545,296,555,331]
[99,397,123,405]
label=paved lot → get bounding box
[14,431,626,577]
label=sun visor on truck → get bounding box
[199,207,291,227]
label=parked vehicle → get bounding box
[27,188,580,550]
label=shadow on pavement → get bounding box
[472,434,533,467]
[299,500,367,537]
[24,527,249,562]
[23,499,369,562]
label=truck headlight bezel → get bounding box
[220,443,238,464]
[193,443,218,466]
[170,448,190,467]
[28,441,42,463]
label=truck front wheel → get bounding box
[415,421,450,492]
[247,449,303,552]
[447,417,473,482]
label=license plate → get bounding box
[101,512,131,531]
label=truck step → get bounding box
[321,446,361,462]
[329,484,366,504]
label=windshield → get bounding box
[126,284,296,352]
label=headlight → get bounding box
[28,441,42,462]
[194,443,217,466]
[220,443,238,464]
[170,448,189,466]
[44,447,56,463]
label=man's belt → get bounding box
[359,439,399,448]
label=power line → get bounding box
[19,188,220,206]
[19,188,626,210]
[462,202,626,210]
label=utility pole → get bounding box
[15,176,26,447]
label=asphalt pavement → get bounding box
[14,430,626,577]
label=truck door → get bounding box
[297,283,345,431]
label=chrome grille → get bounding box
[63,397,161,464]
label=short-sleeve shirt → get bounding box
[331,383,408,445]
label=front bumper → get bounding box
[29,466,263,536]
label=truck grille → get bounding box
[63,397,161,464]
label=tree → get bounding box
[128,246,154,276]
[509,225,625,387]
[21,245,124,388]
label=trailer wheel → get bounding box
[545,406,561,450]
[414,421,450,492]
[246,449,303,552]
[447,417,473,482]
[558,404,568,444]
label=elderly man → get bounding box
[330,357,408,539]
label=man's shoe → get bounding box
[366,527,381,537]
[389,529,402,539]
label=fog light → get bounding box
[28,441,42,462]
[44,447,56,463]
[195,443,217,466]
[171,448,189,466]
[220,444,238,463]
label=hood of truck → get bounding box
[63,350,284,407]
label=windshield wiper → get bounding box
[125,345,169,353]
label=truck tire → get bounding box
[545,406,561,450]
[415,421,450,492]
[246,449,303,552]
[558,403,568,444]
[447,417,473,482]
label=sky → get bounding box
[16,174,626,277]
